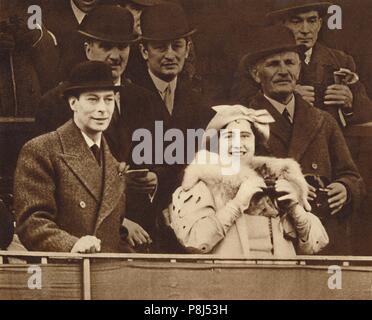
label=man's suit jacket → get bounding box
[247,92,365,255]
[14,120,129,252]
[231,42,372,126]
[128,71,213,252]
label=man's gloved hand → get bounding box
[122,218,152,247]
[71,235,101,253]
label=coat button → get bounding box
[80,201,86,209]
[312,163,318,170]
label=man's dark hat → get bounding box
[242,25,306,67]
[267,0,333,22]
[79,5,139,43]
[63,61,120,96]
[141,3,196,41]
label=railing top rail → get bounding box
[2,250,372,263]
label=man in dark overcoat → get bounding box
[122,2,212,252]
[242,25,364,255]
[231,0,372,127]
[14,61,131,253]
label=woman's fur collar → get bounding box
[182,150,310,211]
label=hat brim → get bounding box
[78,30,140,44]
[141,28,197,41]
[267,2,333,21]
[243,44,306,68]
[63,83,121,96]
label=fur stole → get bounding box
[182,150,311,214]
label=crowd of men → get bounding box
[1,0,372,256]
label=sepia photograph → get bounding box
[0,0,372,303]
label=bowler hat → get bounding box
[242,25,306,67]
[267,0,333,21]
[79,5,139,43]
[63,61,120,96]
[141,3,196,41]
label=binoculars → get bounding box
[305,175,331,221]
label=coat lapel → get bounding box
[288,95,324,161]
[58,121,102,202]
[95,137,125,232]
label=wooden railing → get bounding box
[1,251,372,300]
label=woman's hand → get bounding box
[275,179,301,209]
[234,176,266,210]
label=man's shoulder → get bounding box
[315,43,354,66]
[121,81,158,99]
[22,131,60,155]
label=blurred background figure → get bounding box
[41,0,102,83]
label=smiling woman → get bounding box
[168,105,329,257]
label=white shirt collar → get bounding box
[70,0,87,25]
[304,48,313,65]
[264,94,295,121]
[148,69,177,96]
[81,130,102,149]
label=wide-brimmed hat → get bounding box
[242,25,306,67]
[78,5,139,43]
[63,61,120,96]
[267,0,333,22]
[141,3,196,41]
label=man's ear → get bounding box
[250,65,261,84]
[84,42,91,60]
[139,43,148,61]
[185,40,192,59]
[68,96,78,112]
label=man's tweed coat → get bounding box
[247,92,365,255]
[14,120,129,253]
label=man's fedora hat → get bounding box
[78,5,139,43]
[141,3,197,41]
[267,0,333,21]
[242,25,306,67]
[63,61,120,96]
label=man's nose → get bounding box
[96,98,108,112]
[108,47,121,61]
[278,62,290,75]
[164,45,176,59]
[300,21,311,34]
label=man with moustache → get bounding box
[232,0,372,127]
[244,25,364,255]
[14,61,130,253]
[35,5,161,252]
